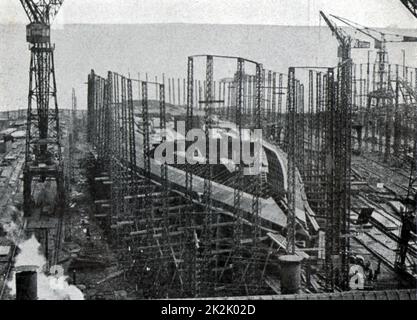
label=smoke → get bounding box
[1,205,24,244]
[7,235,84,300]
[14,234,46,267]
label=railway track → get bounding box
[350,153,416,282]
[0,142,26,299]
[358,153,411,180]
[353,233,396,269]
[352,197,417,275]
[353,161,410,194]
[353,230,416,279]
[354,193,417,257]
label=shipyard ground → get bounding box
[0,113,415,300]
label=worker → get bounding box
[86,227,91,241]
[375,261,381,281]
[368,261,375,281]
[363,260,381,289]
[355,255,365,267]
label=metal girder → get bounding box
[127,79,136,169]
[201,55,214,296]
[71,88,77,139]
[271,72,277,136]
[232,58,245,285]
[20,0,66,217]
[20,0,43,23]
[87,70,95,144]
[159,83,170,265]
[203,56,213,213]
[141,81,154,255]
[324,67,337,292]
[186,57,194,197]
[109,72,126,237]
[142,82,151,179]
[23,32,64,216]
[88,71,108,164]
[251,63,263,245]
[248,63,264,290]
[286,67,297,255]
[69,88,77,181]
[160,83,168,199]
[336,61,352,290]
[401,0,417,18]
[20,0,64,24]
[233,58,244,241]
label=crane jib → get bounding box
[20,0,64,25]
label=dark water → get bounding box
[0,23,416,111]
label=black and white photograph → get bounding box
[0,0,416,305]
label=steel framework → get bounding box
[352,62,417,161]
[87,57,289,297]
[286,67,297,254]
[287,63,352,291]
[20,0,65,216]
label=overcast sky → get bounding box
[1,0,417,28]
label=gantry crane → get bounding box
[401,0,417,18]
[319,11,370,63]
[331,14,417,161]
[331,14,417,89]
[19,0,65,216]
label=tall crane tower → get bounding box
[19,0,65,216]
[331,14,417,91]
[319,11,370,63]
[320,12,370,153]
